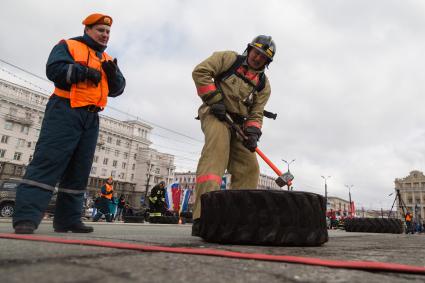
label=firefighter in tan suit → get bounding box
[191,35,276,236]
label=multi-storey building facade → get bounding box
[0,78,175,208]
[136,148,175,206]
[327,196,351,217]
[394,170,425,220]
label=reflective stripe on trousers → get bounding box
[193,108,259,220]
[13,95,99,228]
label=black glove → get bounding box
[102,58,118,80]
[243,126,262,152]
[86,67,101,86]
[210,101,226,121]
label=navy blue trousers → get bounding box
[13,95,99,229]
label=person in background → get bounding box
[149,181,167,218]
[405,211,413,234]
[93,177,114,222]
[115,194,126,221]
[109,192,118,221]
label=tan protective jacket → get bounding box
[192,51,271,129]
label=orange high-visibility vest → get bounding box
[406,214,412,221]
[101,183,113,200]
[54,39,112,108]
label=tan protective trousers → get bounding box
[193,106,259,220]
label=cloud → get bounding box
[1,0,424,209]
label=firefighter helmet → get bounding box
[247,35,276,62]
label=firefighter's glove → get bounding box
[86,67,102,86]
[210,101,226,121]
[243,126,262,152]
[102,58,118,81]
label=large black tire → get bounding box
[200,190,328,246]
[149,215,179,224]
[345,218,402,234]
[123,216,145,223]
[180,211,193,219]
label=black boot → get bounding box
[54,222,94,233]
[14,221,36,234]
[192,218,200,237]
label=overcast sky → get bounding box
[1,0,425,210]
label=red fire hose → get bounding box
[0,233,424,275]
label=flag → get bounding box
[179,189,192,213]
[165,183,181,212]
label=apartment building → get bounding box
[0,78,175,208]
[394,170,425,220]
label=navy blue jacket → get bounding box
[46,33,126,97]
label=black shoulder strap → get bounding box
[256,73,266,92]
[215,55,246,83]
[215,55,266,93]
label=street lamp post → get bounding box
[345,184,354,217]
[321,176,331,210]
[281,159,295,172]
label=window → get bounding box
[91,167,97,174]
[4,121,13,130]
[103,158,109,165]
[93,155,98,163]
[25,112,32,120]
[105,148,110,154]
[122,162,126,169]
[35,129,40,138]
[132,163,136,170]
[115,150,119,157]
[134,153,137,160]
[107,136,112,143]
[125,141,130,148]
[1,135,9,144]
[20,125,29,135]
[17,138,26,147]
[124,152,128,159]
[113,160,117,167]
[38,116,43,124]
[28,155,33,162]
[111,170,116,178]
[0,149,5,157]
[13,152,22,161]
[116,139,121,146]
[27,142,31,148]
[101,168,107,176]
[155,168,160,174]
[131,174,134,181]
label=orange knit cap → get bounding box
[82,13,113,26]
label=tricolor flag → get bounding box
[165,183,182,212]
[179,189,192,213]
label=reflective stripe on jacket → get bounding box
[54,39,112,108]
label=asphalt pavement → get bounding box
[0,218,424,283]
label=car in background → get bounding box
[0,179,56,217]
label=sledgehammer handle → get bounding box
[255,147,283,176]
[225,114,283,176]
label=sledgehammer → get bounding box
[224,113,294,188]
